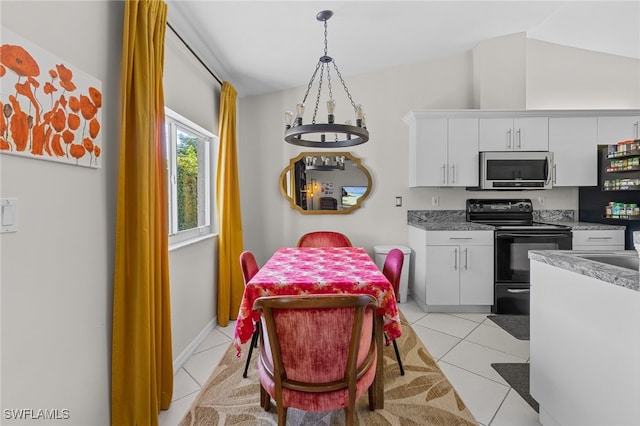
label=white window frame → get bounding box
[165,107,216,246]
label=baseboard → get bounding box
[173,318,217,372]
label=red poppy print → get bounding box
[1,30,103,167]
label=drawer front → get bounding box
[572,230,624,246]
[426,230,494,246]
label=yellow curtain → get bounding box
[111,1,173,424]
[216,82,244,326]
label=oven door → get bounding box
[495,230,572,283]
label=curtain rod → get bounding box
[166,21,223,86]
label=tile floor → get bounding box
[159,297,541,426]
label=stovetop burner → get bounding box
[465,198,570,230]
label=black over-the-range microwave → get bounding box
[478,151,554,190]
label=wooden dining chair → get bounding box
[296,231,352,247]
[382,248,405,376]
[253,294,378,426]
[240,250,260,378]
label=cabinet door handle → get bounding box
[516,128,522,150]
[453,248,458,271]
[587,236,612,240]
[464,248,468,270]
[449,237,472,240]
[442,164,447,184]
[635,121,639,138]
[507,129,512,149]
[507,289,530,294]
[451,164,456,184]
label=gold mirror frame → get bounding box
[279,152,373,215]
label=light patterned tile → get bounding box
[441,340,527,385]
[490,388,541,426]
[183,344,229,386]
[194,328,232,354]
[414,313,480,339]
[399,299,428,324]
[465,323,530,360]
[438,361,509,426]
[411,323,461,360]
[172,368,200,401]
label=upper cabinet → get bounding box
[597,115,640,144]
[405,112,478,187]
[479,117,548,151]
[548,117,598,187]
[404,109,640,188]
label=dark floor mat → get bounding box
[487,314,529,340]
[491,363,539,413]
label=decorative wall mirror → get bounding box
[279,152,372,214]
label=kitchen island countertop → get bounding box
[528,249,639,291]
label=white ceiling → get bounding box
[166,1,640,98]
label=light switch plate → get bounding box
[1,198,18,233]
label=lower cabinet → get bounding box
[572,229,625,251]
[409,227,493,312]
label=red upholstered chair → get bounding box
[296,231,352,247]
[240,250,260,378]
[382,248,405,376]
[253,294,378,426]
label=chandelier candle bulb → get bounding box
[327,99,336,124]
[294,103,305,127]
[284,111,293,129]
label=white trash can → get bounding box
[373,245,411,303]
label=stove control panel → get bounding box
[466,199,532,213]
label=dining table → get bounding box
[233,246,402,409]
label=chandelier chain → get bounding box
[311,62,325,124]
[332,61,358,112]
[301,60,322,106]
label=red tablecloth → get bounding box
[233,247,402,356]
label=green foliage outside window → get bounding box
[177,134,198,231]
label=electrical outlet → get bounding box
[431,196,439,207]
[538,196,546,207]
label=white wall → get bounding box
[238,39,640,264]
[0,2,121,424]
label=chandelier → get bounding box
[284,10,369,148]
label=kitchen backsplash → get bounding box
[534,210,575,222]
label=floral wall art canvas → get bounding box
[0,27,103,168]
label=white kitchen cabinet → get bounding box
[597,115,640,144]
[479,116,548,151]
[548,117,598,186]
[572,229,625,250]
[409,227,493,311]
[406,115,478,187]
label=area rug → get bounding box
[491,363,539,412]
[487,315,529,340]
[179,313,478,425]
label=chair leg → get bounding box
[368,384,376,411]
[260,384,271,411]
[243,329,259,378]
[392,339,405,376]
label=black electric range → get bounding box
[466,199,572,314]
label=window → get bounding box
[165,107,216,245]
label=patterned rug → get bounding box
[179,313,477,425]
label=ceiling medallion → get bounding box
[284,10,369,148]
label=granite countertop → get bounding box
[408,219,625,232]
[529,250,639,291]
[539,221,626,230]
[408,221,494,231]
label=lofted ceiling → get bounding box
[166,1,640,98]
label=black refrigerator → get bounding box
[578,144,640,249]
